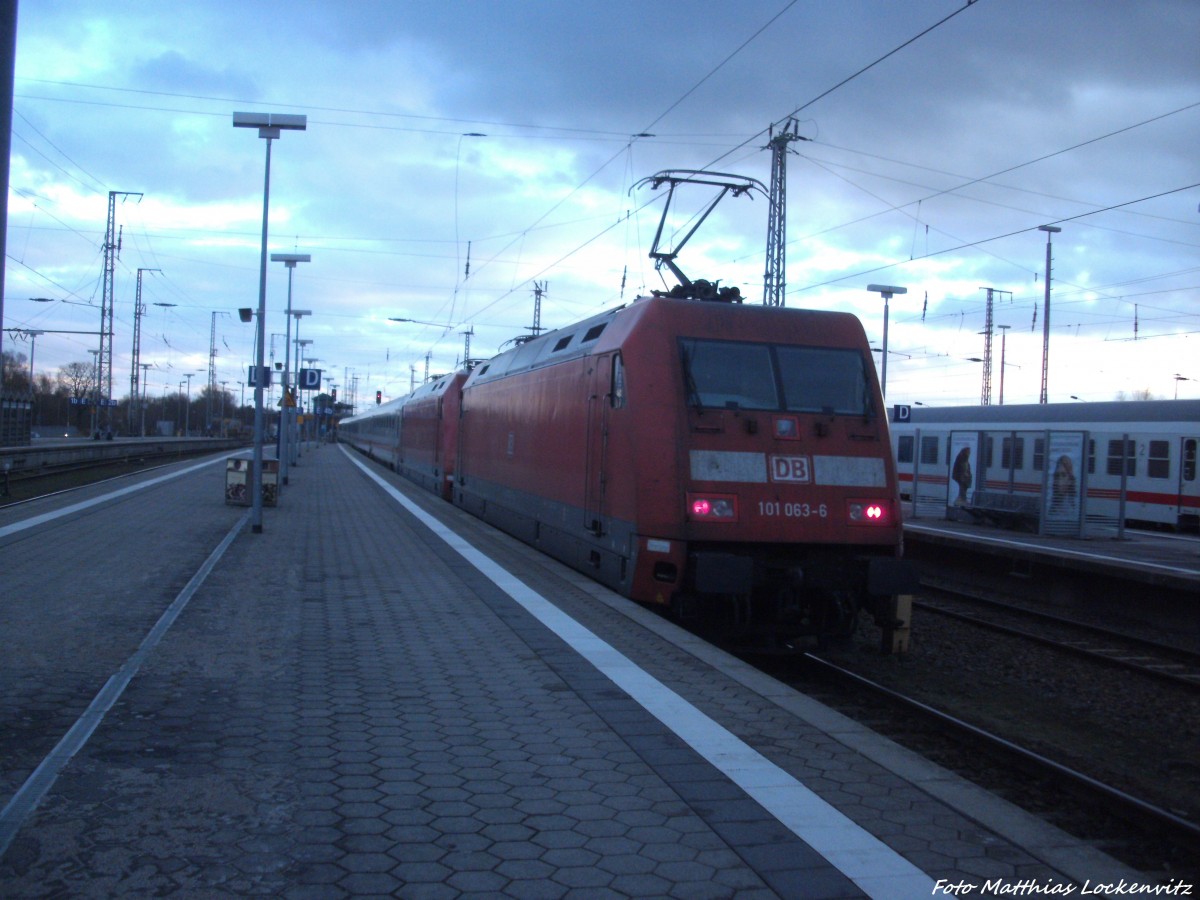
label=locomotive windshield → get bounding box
[680,338,871,415]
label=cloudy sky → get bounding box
[4,0,1198,412]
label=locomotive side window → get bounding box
[1184,439,1197,481]
[611,354,626,409]
[1147,440,1170,479]
[1106,439,1136,477]
[897,435,914,463]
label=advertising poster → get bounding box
[1045,432,1085,523]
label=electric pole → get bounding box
[763,119,806,307]
[129,268,160,434]
[98,191,142,435]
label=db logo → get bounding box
[770,455,811,483]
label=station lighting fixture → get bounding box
[866,284,906,399]
[1037,225,1062,405]
[233,110,306,534]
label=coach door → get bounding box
[1179,437,1198,525]
[583,354,614,535]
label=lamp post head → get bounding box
[290,309,312,320]
[867,284,907,299]
[1038,225,1062,235]
[233,111,307,139]
[270,253,312,267]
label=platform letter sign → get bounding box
[247,365,273,388]
[298,368,322,390]
[892,404,911,423]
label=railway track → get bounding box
[0,442,247,506]
[916,575,1200,690]
[796,652,1200,879]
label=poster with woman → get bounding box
[1045,432,1085,524]
[947,433,978,508]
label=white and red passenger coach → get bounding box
[341,288,915,649]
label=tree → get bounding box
[2,349,31,393]
[58,361,95,430]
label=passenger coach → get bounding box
[890,399,1200,531]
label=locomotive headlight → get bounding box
[847,500,889,524]
[688,493,738,521]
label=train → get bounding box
[340,282,916,651]
[889,399,1200,531]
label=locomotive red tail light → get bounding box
[847,500,889,524]
[687,493,738,521]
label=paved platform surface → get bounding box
[0,445,1149,897]
[902,506,1200,593]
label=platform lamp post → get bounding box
[866,284,907,400]
[183,372,195,437]
[21,329,44,427]
[270,252,310,486]
[1037,225,1061,404]
[234,110,307,534]
[997,324,1011,406]
[140,363,152,436]
[295,338,313,452]
[289,312,311,464]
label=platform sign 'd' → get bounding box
[298,368,322,390]
[892,404,911,423]
[247,365,273,388]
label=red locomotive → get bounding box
[341,171,914,650]
[343,288,914,650]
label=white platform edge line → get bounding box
[0,456,227,540]
[347,449,937,898]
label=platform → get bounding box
[902,505,1200,594]
[0,446,1150,897]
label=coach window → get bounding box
[1001,436,1023,470]
[1033,438,1045,472]
[1147,440,1170,479]
[1106,439,1136,477]
[1184,439,1197,481]
[897,435,914,463]
[919,435,939,466]
[611,354,626,409]
[1087,439,1096,475]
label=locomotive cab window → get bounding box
[679,338,871,415]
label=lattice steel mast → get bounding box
[763,119,806,307]
[98,190,141,435]
[129,267,159,434]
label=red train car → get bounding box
[397,369,467,500]
[450,291,914,648]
